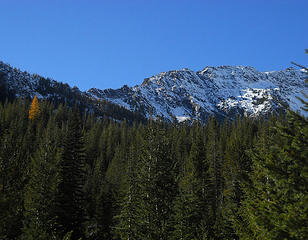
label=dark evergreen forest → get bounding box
[0,65,307,239]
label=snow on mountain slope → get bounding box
[0,61,73,99]
[88,66,307,121]
[1,60,306,122]
[0,61,146,123]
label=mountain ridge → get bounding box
[0,61,145,123]
[1,60,307,122]
[87,65,307,121]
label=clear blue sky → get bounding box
[0,0,307,91]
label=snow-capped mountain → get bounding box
[88,66,307,121]
[1,60,307,122]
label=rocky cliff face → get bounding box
[88,66,307,121]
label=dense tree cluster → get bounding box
[1,53,307,240]
[0,89,307,240]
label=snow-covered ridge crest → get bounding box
[88,65,307,120]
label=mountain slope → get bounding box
[1,60,306,122]
[0,61,145,122]
[88,66,307,121]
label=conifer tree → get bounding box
[222,117,255,239]
[134,122,177,240]
[56,108,86,240]
[84,155,112,239]
[172,124,207,240]
[114,145,142,240]
[0,100,31,239]
[29,95,40,121]
[83,119,114,239]
[23,120,61,239]
[206,116,224,239]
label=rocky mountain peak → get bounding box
[88,65,307,122]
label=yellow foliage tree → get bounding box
[29,95,40,120]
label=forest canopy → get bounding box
[0,55,307,239]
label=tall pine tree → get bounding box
[56,108,86,240]
[23,120,61,239]
[172,122,207,240]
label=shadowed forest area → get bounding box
[0,80,307,240]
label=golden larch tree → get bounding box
[29,95,40,120]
